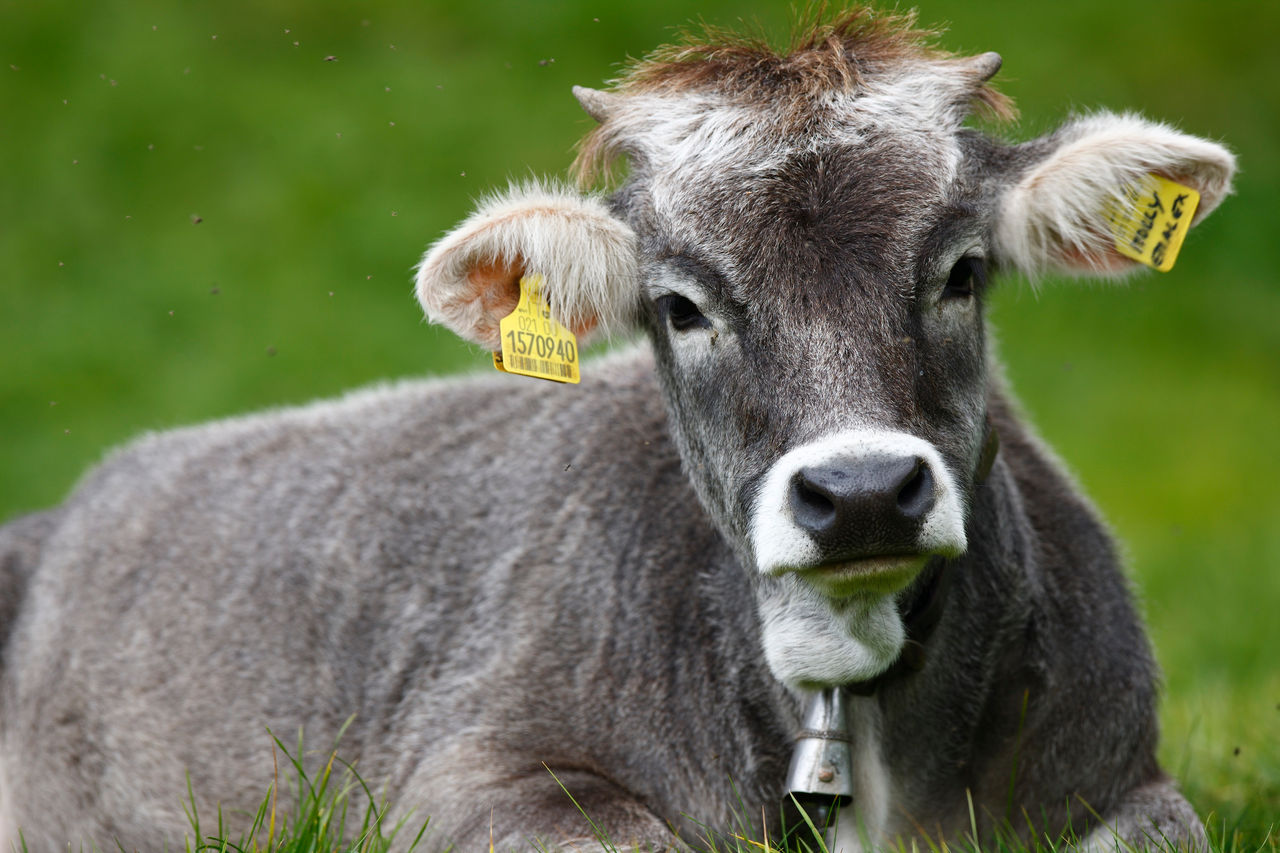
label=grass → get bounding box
[8,727,432,853]
[1,0,1276,847]
[177,753,1277,853]
[5,729,1272,852]
[182,725,431,853]
[530,783,1278,853]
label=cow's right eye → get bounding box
[659,293,711,332]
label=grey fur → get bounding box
[0,18,1227,853]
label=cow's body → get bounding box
[0,8,1233,852]
[1,351,1169,851]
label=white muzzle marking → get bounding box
[749,428,968,577]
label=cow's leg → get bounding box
[434,769,680,853]
[1081,778,1206,852]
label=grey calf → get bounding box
[0,8,1234,852]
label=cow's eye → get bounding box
[658,293,711,332]
[943,257,986,300]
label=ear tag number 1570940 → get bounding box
[492,274,581,384]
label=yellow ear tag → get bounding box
[1103,174,1200,272]
[492,274,581,384]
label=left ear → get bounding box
[993,112,1236,277]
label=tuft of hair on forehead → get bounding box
[620,6,940,98]
[573,4,1016,187]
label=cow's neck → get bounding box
[779,417,999,844]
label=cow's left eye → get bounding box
[943,257,986,300]
[658,293,712,332]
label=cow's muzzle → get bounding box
[750,429,968,590]
[790,454,936,558]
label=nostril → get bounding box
[896,460,936,519]
[790,470,838,532]
[785,456,938,548]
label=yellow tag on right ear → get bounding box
[493,274,581,384]
[1104,174,1200,272]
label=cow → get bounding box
[0,7,1234,853]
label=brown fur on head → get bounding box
[573,5,1016,187]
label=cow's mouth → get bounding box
[792,554,928,600]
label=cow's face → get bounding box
[415,39,1233,689]
[620,119,992,686]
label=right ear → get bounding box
[415,182,638,350]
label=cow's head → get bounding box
[415,10,1234,689]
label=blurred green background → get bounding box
[2,0,1276,842]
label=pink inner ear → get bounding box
[1053,214,1141,275]
[465,255,600,343]
[467,257,524,345]
[1058,241,1136,274]
[570,315,598,339]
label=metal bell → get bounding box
[781,687,854,846]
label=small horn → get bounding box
[955,51,1003,84]
[572,85,619,123]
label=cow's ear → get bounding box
[993,113,1235,277]
[415,182,638,349]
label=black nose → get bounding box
[788,455,936,560]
